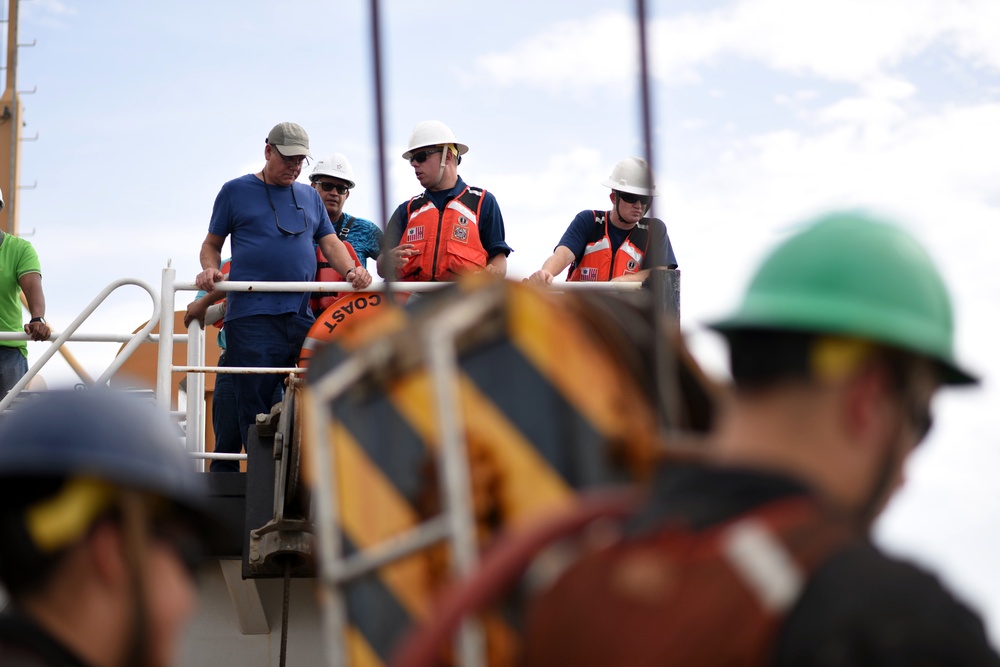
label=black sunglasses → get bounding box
[317,181,350,195]
[152,521,206,580]
[263,179,308,236]
[907,398,934,443]
[616,191,651,206]
[410,148,443,164]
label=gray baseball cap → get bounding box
[266,122,312,158]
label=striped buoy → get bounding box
[299,291,409,369]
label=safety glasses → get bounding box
[273,150,308,168]
[317,181,350,195]
[616,191,652,207]
[263,179,308,236]
[409,148,443,164]
[152,521,206,580]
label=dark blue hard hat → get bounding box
[0,389,212,528]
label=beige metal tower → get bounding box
[0,0,24,235]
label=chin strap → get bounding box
[428,147,449,190]
[119,492,151,667]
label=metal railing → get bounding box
[0,277,161,413]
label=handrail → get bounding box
[160,271,678,467]
[0,278,160,413]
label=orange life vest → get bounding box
[567,211,651,282]
[398,186,487,282]
[310,242,361,315]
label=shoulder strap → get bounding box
[456,186,485,216]
[519,497,855,667]
[338,213,353,240]
[407,194,429,217]
[567,211,608,277]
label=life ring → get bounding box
[298,290,407,369]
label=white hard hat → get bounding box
[402,120,469,160]
[0,185,4,210]
[310,153,356,189]
[601,156,658,196]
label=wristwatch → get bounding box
[29,317,46,325]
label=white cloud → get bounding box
[472,0,1000,91]
[474,12,638,89]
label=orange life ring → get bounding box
[299,291,407,368]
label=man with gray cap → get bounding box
[196,122,371,453]
[309,153,383,268]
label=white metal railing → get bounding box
[0,278,161,413]
[161,270,652,465]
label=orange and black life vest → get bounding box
[567,211,651,282]
[310,242,361,315]
[398,186,488,282]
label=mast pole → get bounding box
[0,0,23,235]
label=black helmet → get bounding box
[0,390,215,556]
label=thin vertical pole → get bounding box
[636,0,657,220]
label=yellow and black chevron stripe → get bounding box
[304,280,661,665]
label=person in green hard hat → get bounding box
[501,211,998,665]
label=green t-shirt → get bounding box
[0,232,42,357]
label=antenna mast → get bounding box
[0,0,24,235]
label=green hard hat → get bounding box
[710,211,977,385]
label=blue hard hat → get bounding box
[0,390,210,520]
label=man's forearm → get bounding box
[200,242,222,271]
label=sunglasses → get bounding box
[616,191,652,207]
[263,179,308,236]
[317,181,350,195]
[906,398,934,443]
[152,521,206,580]
[410,148,443,164]
[274,153,307,168]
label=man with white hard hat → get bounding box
[309,153,383,268]
[377,120,512,281]
[528,156,677,285]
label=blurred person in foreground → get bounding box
[518,211,997,665]
[396,211,999,667]
[0,390,218,667]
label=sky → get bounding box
[7,0,1000,645]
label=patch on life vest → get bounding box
[453,226,469,242]
[457,215,468,225]
[407,226,424,242]
[626,259,638,272]
[580,267,598,281]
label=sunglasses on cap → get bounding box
[410,148,443,164]
[616,191,652,207]
[316,181,350,195]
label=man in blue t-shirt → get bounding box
[377,120,511,281]
[527,157,677,285]
[195,122,371,452]
[309,153,382,268]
